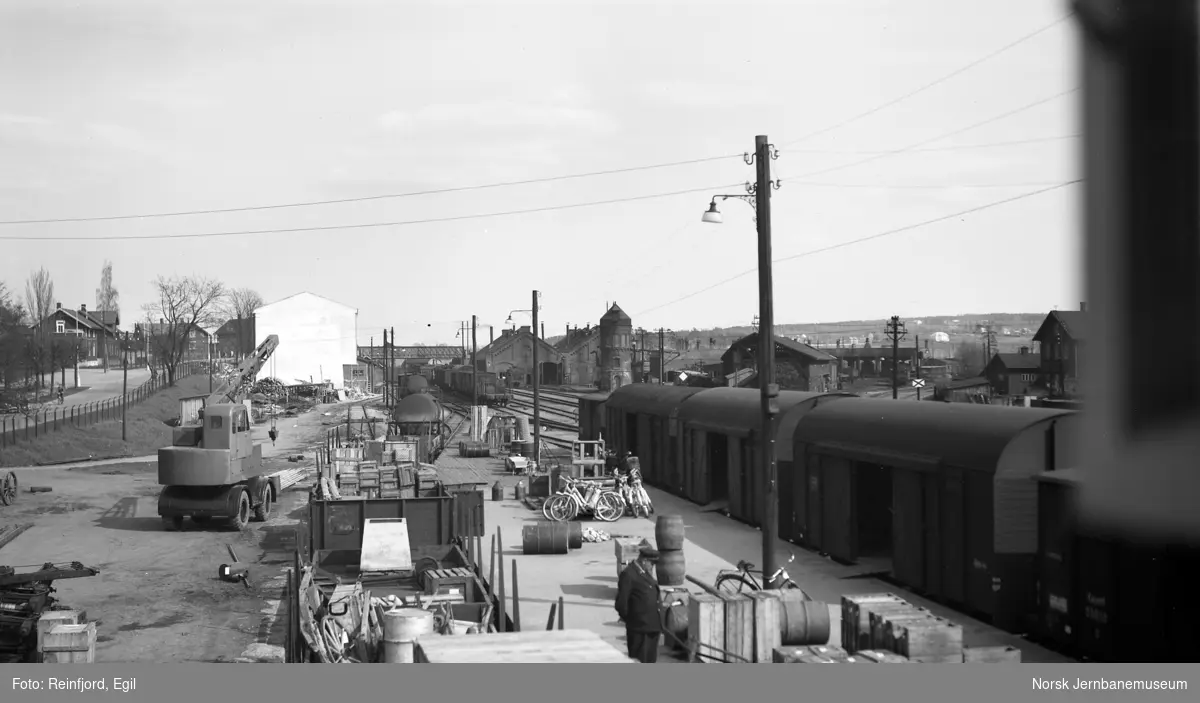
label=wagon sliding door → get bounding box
[821,454,857,564]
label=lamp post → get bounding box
[506,297,542,466]
[701,135,782,587]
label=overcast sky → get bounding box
[0,0,1079,345]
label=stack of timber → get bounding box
[687,589,830,663]
[841,593,989,663]
[413,629,635,663]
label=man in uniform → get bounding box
[615,545,662,663]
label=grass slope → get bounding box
[0,376,212,468]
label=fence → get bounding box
[0,361,203,451]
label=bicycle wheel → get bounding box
[548,495,577,522]
[715,573,758,595]
[593,492,624,522]
[542,495,564,521]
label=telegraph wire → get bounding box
[778,13,1072,149]
[782,88,1078,181]
[0,154,744,226]
[631,179,1082,318]
[788,180,1075,189]
[787,134,1079,154]
[0,183,747,242]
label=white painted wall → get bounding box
[254,292,358,389]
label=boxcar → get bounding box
[576,393,610,442]
[605,386,708,495]
[1034,469,1200,662]
[791,399,1080,633]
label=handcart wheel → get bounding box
[0,471,18,506]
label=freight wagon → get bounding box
[442,365,511,407]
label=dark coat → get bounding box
[615,560,661,633]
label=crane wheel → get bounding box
[230,489,251,531]
[253,486,272,522]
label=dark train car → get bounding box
[791,398,1080,633]
[398,372,430,399]
[443,365,510,406]
[675,388,855,524]
[605,385,708,495]
[1034,469,1200,662]
[577,392,610,442]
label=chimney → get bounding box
[79,303,86,313]
[540,322,545,339]
[56,302,62,310]
[1080,302,1087,312]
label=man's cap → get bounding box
[638,546,660,560]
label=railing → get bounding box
[0,361,203,452]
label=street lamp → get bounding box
[701,135,783,588]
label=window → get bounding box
[55,320,65,334]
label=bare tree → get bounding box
[0,282,26,389]
[219,287,264,359]
[24,267,54,331]
[954,339,986,378]
[94,260,120,373]
[143,275,225,385]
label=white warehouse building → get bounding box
[254,292,358,389]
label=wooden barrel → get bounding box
[566,521,583,549]
[656,550,686,586]
[655,515,685,551]
[780,596,832,646]
[381,608,435,663]
[491,481,504,502]
[522,522,570,555]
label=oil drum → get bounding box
[522,522,570,555]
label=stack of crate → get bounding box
[357,461,381,499]
[37,611,96,663]
[332,446,365,496]
[841,593,965,663]
[380,465,417,499]
[686,589,818,663]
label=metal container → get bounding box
[1036,477,1078,651]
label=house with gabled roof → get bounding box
[1033,303,1088,399]
[475,325,562,387]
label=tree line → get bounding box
[0,264,263,399]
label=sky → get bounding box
[0,0,1081,346]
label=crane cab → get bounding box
[158,403,263,487]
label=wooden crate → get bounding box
[841,593,909,653]
[749,591,783,663]
[871,605,933,652]
[855,649,913,663]
[424,568,477,603]
[687,593,726,663]
[773,645,856,663]
[36,610,85,662]
[722,593,755,664]
[865,602,923,650]
[41,622,96,663]
[613,537,650,579]
[963,645,1022,663]
[890,617,964,663]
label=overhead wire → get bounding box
[631,179,1082,318]
[778,13,1073,149]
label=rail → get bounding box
[0,361,205,453]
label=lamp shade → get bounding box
[701,202,723,224]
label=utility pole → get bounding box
[122,332,129,441]
[658,327,665,385]
[471,314,478,409]
[208,334,213,393]
[885,316,908,399]
[914,334,921,401]
[383,328,390,407]
[638,328,647,382]
[532,290,541,469]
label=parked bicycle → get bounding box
[715,553,811,599]
[542,474,625,523]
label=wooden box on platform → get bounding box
[687,593,725,662]
[963,645,1022,663]
[613,537,650,579]
[423,567,479,603]
[888,617,964,663]
[722,593,755,664]
[35,610,86,662]
[748,591,783,663]
[40,622,97,663]
[413,629,635,663]
[841,593,909,653]
[773,645,856,663]
[854,649,913,663]
[870,605,932,651]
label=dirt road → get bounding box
[0,397,368,662]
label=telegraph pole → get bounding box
[389,326,395,405]
[885,316,908,399]
[471,315,478,409]
[122,333,129,441]
[383,328,391,407]
[658,327,665,385]
[914,334,921,401]
[532,290,541,468]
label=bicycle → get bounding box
[715,553,811,599]
[542,474,625,523]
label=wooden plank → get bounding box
[963,645,1022,663]
[749,591,783,663]
[855,649,913,663]
[773,645,856,663]
[841,593,908,653]
[687,593,726,663]
[891,617,964,663]
[722,593,754,664]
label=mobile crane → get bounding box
[157,335,280,531]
